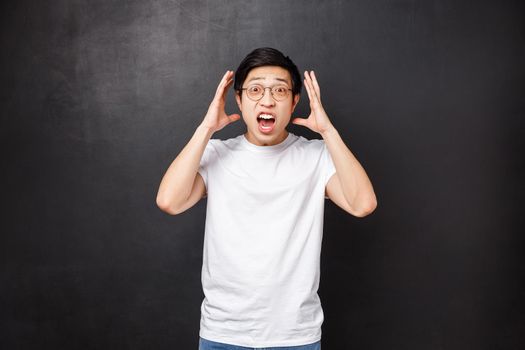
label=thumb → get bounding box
[291,117,307,127]
[228,113,241,122]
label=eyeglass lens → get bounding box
[246,85,289,100]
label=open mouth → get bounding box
[257,113,276,133]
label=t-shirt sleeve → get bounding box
[197,140,215,194]
[321,141,337,198]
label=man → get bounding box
[156,47,377,349]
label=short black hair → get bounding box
[234,47,302,98]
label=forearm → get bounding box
[320,125,377,213]
[156,123,214,211]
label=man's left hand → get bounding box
[291,70,334,134]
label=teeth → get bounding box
[258,114,275,120]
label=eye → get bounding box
[248,85,261,92]
[275,87,286,93]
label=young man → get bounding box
[156,47,377,349]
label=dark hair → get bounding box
[234,47,302,98]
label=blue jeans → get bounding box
[199,337,321,350]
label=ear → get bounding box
[235,91,242,111]
[291,94,300,112]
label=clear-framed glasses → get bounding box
[240,84,292,101]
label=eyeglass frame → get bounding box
[239,84,293,101]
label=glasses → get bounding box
[240,84,292,101]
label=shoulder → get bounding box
[206,134,244,153]
[290,134,325,152]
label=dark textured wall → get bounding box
[2,0,523,349]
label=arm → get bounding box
[292,70,377,217]
[156,70,240,215]
[156,124,214,215]
[321,126,377,217]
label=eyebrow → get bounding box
[247,77,289,84]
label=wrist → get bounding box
[197,122,216,136]
[320,123,337,138]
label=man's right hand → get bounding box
[201,70,241,133]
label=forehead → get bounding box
[245,66,292,85]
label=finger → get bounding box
[303,71,314,103]
[221,77,235,97]
[217,70,230,89]
[215,79,234,104]
[306,70,321,104]
[214,72,228,96]
[304,73,319,108]
[227,113,241,123]
[215,70,232,97]
[223,76,233,89]
[291,117,308,127]
[304,71,315,99]
[308,71,321,106]
[310,71,321,102]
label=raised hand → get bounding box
[291,71,334,135]
[201,70,241,133]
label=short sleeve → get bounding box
[198,140,215,192]
[321,141,336,198]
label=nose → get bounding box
[259,88,275,107]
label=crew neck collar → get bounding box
[240,132,296,153]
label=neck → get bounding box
[244,129,288,146]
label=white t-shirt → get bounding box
[197,131,336,348]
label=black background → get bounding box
[2,0,524,349]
